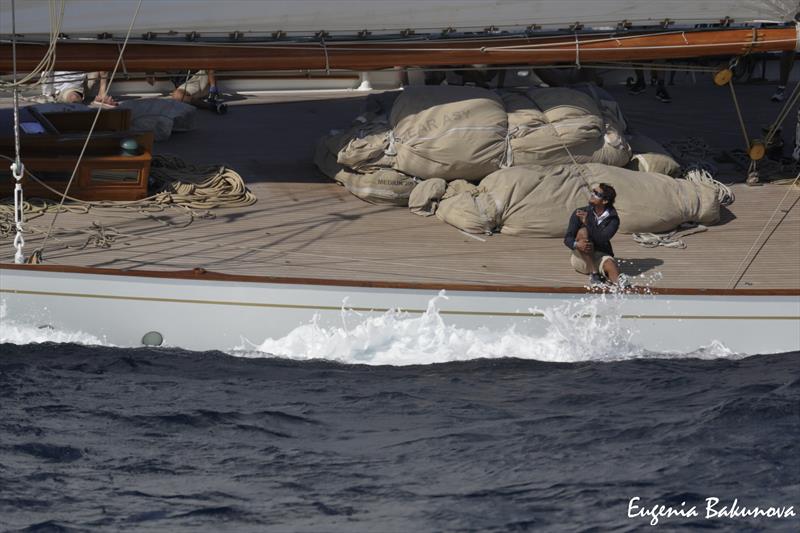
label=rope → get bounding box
[682,166,734,206]
[664,136,716,171]
[35,0,143,261]
[632,222,708,249]
[0,0,65,90]
[0,154,257,238]
[727,81,750,152]
[320,38,330,75]
[148,155,258,210]
[764,81,800,148]
[727,174,800,289]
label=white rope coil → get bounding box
[682,166,734,206]
[632,222,708,249]
[0,155,257,244]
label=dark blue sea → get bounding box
[1,344,798,532]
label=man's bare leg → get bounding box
[575,227,597,274]
[60,90,83,103]
[171,88,193,103]
[602,258,620,284]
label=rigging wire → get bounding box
[727,174,800,289]
[34,0,144,263]
[9,0,25,263]
[0,0,65,90]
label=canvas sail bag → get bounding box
[336,116,395,172]
[435,182,502,234]
[389,86,508,180]
[438,164,719,236]
[314,129,350,179]
[408,178,447,216]
[584,163,719,233]
[504,88,631,167]
[334,168,416,206]
[626,132,682,177]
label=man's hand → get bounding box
[576,238,593,254]
[576,209,588,225]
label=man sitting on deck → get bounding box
[564,183,629,288]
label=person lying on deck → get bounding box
[48,71,117,107]
[171,69,219,105]
[564,183,630,288]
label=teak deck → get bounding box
[1,82,798,290]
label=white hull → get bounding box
[1,267,798,355]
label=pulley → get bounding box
[713,68,733,86]
[748,140,766,161]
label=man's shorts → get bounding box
[570,249,613,275]
[176,70,209,98]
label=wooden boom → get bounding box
[1,27,796,71]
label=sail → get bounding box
[1,0,797,36]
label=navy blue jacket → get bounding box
[564,205,620,256]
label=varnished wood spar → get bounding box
[2,263,798,297]
[1,27,796,71]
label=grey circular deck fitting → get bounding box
[120,138,140,156]
[141,331,164,347]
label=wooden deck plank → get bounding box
[1,83,799,290]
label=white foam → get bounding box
[234,291,744,366]
[1,294,744,364]
[0,302,106,346]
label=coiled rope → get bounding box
[632,223,708,249]
[0,154,257,242]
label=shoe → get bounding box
[655,88,671,103]
[589,273,606,286]
[628,80,646,95]
[616,274,632,289]
[771,87,785,103]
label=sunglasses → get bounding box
[591,190,606,200]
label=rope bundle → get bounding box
[632,222,708,249]
[682,166,734,206]
[664,136,715,168]
[0,154,256,246]
[149,155,258,210]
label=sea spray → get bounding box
[0,292,740,363]
[237,290,738,365]
[0,301,106,346]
